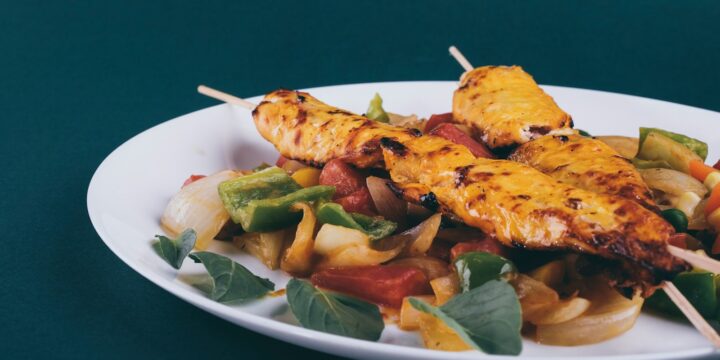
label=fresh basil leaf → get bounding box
[152,229,196,269]
[410,280,522,355]
[188,252,275,302]
[286,278,384,341]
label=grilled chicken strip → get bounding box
[453,66,573,150]
[252,89,687,294]
[252,89,418,168]
[380,136,684,295]
[510,134,656,210]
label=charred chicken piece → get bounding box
[380,136,685,296]
[510,134,656,210]
[453,66,572,150]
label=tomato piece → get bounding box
[667,233,687,249]
[714,160,720,171]
[429,123,494,158]
[181,174,206,188]
[311,266,431,308]
[319,159,366,198]
[275,155,288,167]
[425,112,453,133]
[335,187,377,216]
[450,239,508,260]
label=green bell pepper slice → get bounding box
[661,208,688,233]
[218,167,335,232]
[631,158,673,170]
[646,271,718,319]
[453,252,517,292]
[316,202,397,240]
[366,93,390,123]
[639,127,708,161]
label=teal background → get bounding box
[2,1,719,358]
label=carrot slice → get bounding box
[705,185,720,216]
[689,160,716,182]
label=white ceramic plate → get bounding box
[88,81,720,360]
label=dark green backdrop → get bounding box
[2,1,719,358]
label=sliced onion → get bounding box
[528,260,566,290]
[366,176,407,224]
[511,274,560,322]
[377,213,442,256]
[280,203,316,275]
[526,297,591,325]
[406,203,432,221]
[313,223,403,268]
[639,168,708,199]
[387,256,450,280]
[596,136,639,159]
[161,170,240,250]
[316,243,402,269]
[234,229,287,270]
[535,278,643,346]
[313,224,368,256]
[430,274,460,305]
[387,112,424,129]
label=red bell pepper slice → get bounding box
[425,112,454,133]
[311,266,431,308]
[319,159,366,198]
[429,123,494,158]
[319,159,377,214]
[450,238,508,260]
[275,155,289,167]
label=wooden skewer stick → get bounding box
[668,246,720,274]
[447,44,720,347]
[197,85,256,110]
[449,45,474,72]
[664,281,720,347]
[447,45,720,275]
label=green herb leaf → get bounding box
[410,280,522,355]
[366,93,390,123]
[188,252,275,302]
[286,278,384,341]
[152,229,196,269]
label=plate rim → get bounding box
[87,80,719,360]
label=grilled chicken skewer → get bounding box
[250,89,685,295]
[448,47,657,210]
[198,86,720,347]
[509,134,656,210]
[453,65,573,150]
